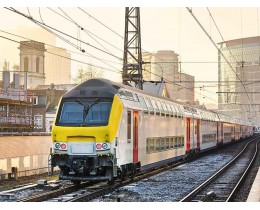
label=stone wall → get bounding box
[0,136,52,176]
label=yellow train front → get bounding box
[51,79,123,182]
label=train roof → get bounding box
[62,78,253,126]
[62,78,121,99]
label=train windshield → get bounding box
[56,99,112,126]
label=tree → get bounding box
[73,66,103,84]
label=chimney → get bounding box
[3,71,10,89]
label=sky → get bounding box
[0,1,260,106]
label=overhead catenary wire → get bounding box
[206,7,260,97]
[76,7,215,97]
[58,7,113,55]
[142,67,218,103]
[3,8,123,74]
[77,7,186,77]
[0,35,122,75]
[4,7,250,106]
[78,7,124,39]
[4,7,123,61]
[207,7,260,113]
[0,29,122,67]
[38,7,45,24]
[186,7,254,112]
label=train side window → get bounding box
[151,99,160,115]
[146,138,154,154]
[182,136,184,147]
[156,138,161,152]
[137,95,148,113]
[160,137,166,150]
[170,137,174,149]
[170,104,177,116]
[166,103,173,116]
[144,97,154,114]
[176,105,183,118]
[146,138,149,153]
[161,102,169,116]
[127,111,131,142]
[125,91,134,101]
[133,93,139,102]
[149,138,155,153]
[174,137,178,148]
[156,101,165,116]
[118,90,127,99]
[177,136,183,147]
[166,137,170,150]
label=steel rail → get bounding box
[16,181,97,202]
[179,136,260,202]
[226,140,259,201]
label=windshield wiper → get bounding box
[75,99,99,123]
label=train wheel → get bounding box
[108,178,115,185]
[72,180,81,186]
[106,167,114,185]
[118,169,126,181]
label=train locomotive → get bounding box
[50,78,254,183]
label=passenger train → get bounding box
[50,78,254,183]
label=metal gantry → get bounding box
[122,7,143,90]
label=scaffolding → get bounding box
[0,89,33,133]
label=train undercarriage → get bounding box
[50,154,141,184]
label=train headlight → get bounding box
[102,143,108,149]
[96,142,110,151]
[55,143,60,149]
[60,143,67,150]
[53,142,67,151]
[96,143,102,150]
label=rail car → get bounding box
[50,78,254,183]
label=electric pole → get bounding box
[122,7,143,90]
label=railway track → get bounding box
[16,181,97,202]
[179,136,260,202]
[13,136,257,202]
[17,157,191,202]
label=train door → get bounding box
[220,123,223,145]
[231,126,235,141]
[217,122,219,146]
[186,118,191,152]
[191,117,195,150]
[197,119,200,150]
[133,111,139,163]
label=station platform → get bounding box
[247,167,260,202]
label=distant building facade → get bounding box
[0,26,56,70]
[171,73,195,103]
[18,41,46,89]
[218,36,260,126]
[0,71,33,133]
[29,85,67,133]
[142,50,195,103]
[45,47,71,85]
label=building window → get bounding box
[24,57,29,72]
[36,57,40,73]
[29,96,38,105]
[34,115,43,129]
